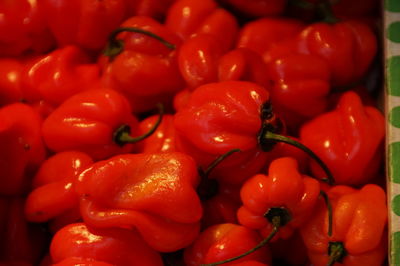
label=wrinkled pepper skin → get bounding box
[0,103,46,196]
[300,91,385,185]
[0,0,54,57]
[41,0,127,52]
[184,223,271,266]
[165,0,238,52]
[50,223,163,266]
[296,20,377,87]
[300,184,387,266]
[75,152,202,252]
[22,46,100,106]
[219,0,286,17]
[25,151,93,228]
[174,81,271,185]
[0,58,24,106]
[102,16,184,113]
[238,157,320,241]
[41,88,139,160]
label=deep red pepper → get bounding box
[127,0,177,20]
[75,152,202,252]
[300,184,387,266]
[0,0,54,57]
[25,151,93,230]
[0,103,46,195]
[0,58,24,106]
[219,0,286,17]
[101,16,185,113]
[165,0,239,52]
[41,88,144,160]
[300,91,385,185]
[184,223,271,266]
[40,0,127,52]
[53,258,113,266]
[50,222,163,266]
[22,45,100,106]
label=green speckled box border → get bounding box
[385,0,400,264]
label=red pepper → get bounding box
[22,46,100,106]
[40,0,127,52]
[0,58,24,106]
[50,222,163,266]
[0,0,54,57]
[300,184,387,266]
[41,88,147,160]
[238,157,321,241]
[219,0,286,17]
[0,103,46,195]
[53,258,113,266]
[184,223,271,265]
[300,91,385,185]
[75,152,202,252]
[25,151,93,229]
[101,16,184,113]
[165,0,239,52]
[295,20,377,87]
[127,0,177,20]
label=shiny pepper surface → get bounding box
[184,223,271,266]
[0,58,24,106]
[50,223,163,266]
[166,0,238,52]
[238,157,320,241]
[300,184,387,266]
[42,88,139,160]
[300,91,384,185]
[25,151,93,227]
[102,16,184,113]
[0,103,46,195]
[41,0,127,52]
[75,152,202,252]
[22,46,100,106]
[174,81,271,184]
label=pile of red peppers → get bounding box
[0,0,387,265]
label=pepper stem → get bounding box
[200,216,281,266]
[113,103,164,146]
[319,191,333,237]
[201,149,241,178]
[104,27,176,60]
[327,242,346,266]
[263,131,335,185]
[317,1,340,23]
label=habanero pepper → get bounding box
[0,58,24,107]
[50,222,163,266]
[127,0,177,21]
[53,258,113,266]
[25,151,93,231]
[300,184,387,266]
[40,0,127,52]
[300,91,385,186]
[41,88,161,160]
[165,0,239,52]
[0,0,54,57]
[0,103,46,196]
[75,152,202,252]
[101,16,185,113]
[184,223,271,266]
[21,45,100,107]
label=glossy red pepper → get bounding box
[40,0,127,52]
[300,184,387,266]
[0,103,46,195]
[0,0,54,57]
[238,157,321,241]
[0,58,24,106]
[25,151,93,229]
[50,223,163,266]
[75,152,202,252]
[101,16,184,113]
[53,258,113,266]
[184,223,271,266]
[22,46,100,106]
[165,0,239,52]
[219,0,286,17]
[300,91,385,185]
[41,88,143,160]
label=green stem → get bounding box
[317,1,339,23]
[263,131,335,185]
[319,191,333,237]
[327,242,346,266]
[201,216,281,266]
[113,103,164,146]
[104,27,176,60]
